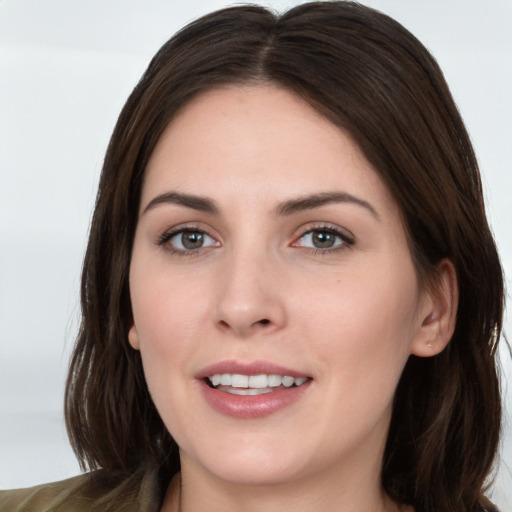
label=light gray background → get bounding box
[1,0,511,508]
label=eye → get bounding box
[158,228,219,253]
[293,227,353,252]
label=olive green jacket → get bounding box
[0,466,164,512]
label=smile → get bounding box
[207,373,309,395]
[198,363,313,418]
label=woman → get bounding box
[0,2,505,511]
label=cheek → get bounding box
[296,261,420,383]
[130,268,211,365]
[129,269,211,437]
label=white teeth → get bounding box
[248,374,267,388]
[267,374,282,387]
[220,374,231,386]
[207,373,309,389]
[231,374,249,388]
[226,388,273,396]
[282,376,295,387]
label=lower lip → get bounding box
[199,380,311,419]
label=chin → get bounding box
[205,460,307,487]
[180,436,313,487]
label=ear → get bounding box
[128,323,141,350]
[411,259,458,357]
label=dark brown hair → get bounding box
[65,2,504,511]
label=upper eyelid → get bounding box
[159,222,215,237]
[293,223,355,241]
[156,224,215,244]
[154,221,355,245]
[156,227,220,256]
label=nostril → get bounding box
[216,316,274,335]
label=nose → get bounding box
[214,250,286,338]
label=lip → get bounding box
[196,360,312,419]
[196,360,310,380]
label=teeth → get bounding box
[231,374,249,388]
[207,373,309,389]
[226,388,273,396]
[282,376,294,387]
[267,374,282,387]
[248,374,267,388]
[220,374,231,386]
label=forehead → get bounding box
[142,84,397,217]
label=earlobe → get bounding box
[128,324,141,350]
[411,259,458,357]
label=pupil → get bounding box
[313,231,334,248]
[182,231,204,249]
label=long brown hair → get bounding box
[65,3,504,511]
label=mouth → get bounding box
[198,361,313,418]
[206,373,310,396]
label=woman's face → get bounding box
[128,85,434,487]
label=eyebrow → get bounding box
[275,191,379,219]
[143,192,219,215]
[142,190,378,219]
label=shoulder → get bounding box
[0,473,95,511]
[0,466,163,512]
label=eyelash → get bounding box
[293,225,355,254]
[156,224,216,257]
[156,224,355,256]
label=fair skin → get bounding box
[128,85,457,512]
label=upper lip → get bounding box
[195,360,311,379]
